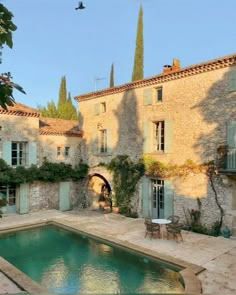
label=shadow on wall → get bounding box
[78,88,143,208]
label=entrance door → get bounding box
[0,184,17,214]
[152,179,164,218]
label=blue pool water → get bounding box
[0,224,184,294]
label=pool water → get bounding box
[0,224,184,294]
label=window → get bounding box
[154,121,165,151]
[0,184,16,207]
[156,87,162,102]
[100,102,106,113]
[100,129,107,153]
[11,142,27,166]
[65,147,70,157]
[57,147,62,157]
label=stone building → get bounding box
[0,102,82,214]
[75,53,236,233]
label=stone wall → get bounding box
[78,64,236,228]
[28,181,82,212]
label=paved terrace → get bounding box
[0,209,236,294]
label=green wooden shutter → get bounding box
[142,176,150,217]
[143,121,150,153]
[59,181,70,211]
[2,141,12,165]
[94,103,100,116]
[19,183,29,214]
[164,119,172,153]
[92,133,98,155]
[143,88,153,105]
[106,129,112,155]
[226,121,236,148]
[28,142,37,166]
[164,180,173,218]
[228,69,236,92]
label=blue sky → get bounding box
[1,0,236,109]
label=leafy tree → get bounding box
[109,63,114,87]
[39,76,78,120]
[131,5,144,81]
[0,3,25,110]
[38,100,59,118]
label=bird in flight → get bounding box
[75,2,85,10]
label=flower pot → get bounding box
[112,206,119,214]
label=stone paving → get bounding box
[0,209,236,294]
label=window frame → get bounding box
[155,87,163,102]
[153,121,165,152]
[11,142,27,166]
[64,146,70,157]
[99,129,108,154]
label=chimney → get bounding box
[172,58,180,70]
[163,58,181,73]
[163,64,172,73]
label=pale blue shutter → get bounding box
[143,121,150,153]
[227,121,236,148]
[142,176,150,217]
[19,183,29,214]
[164,180,173,218]
[28,142,37,166]
[164,119,172,153]
[226,121,236,170]
[2,141,11,165]
[106,129,112,155]
[228,69,236,92]
[143,88,153,105]
[59,181,70,211]
[92,133,98,155]
[94,103,100,115]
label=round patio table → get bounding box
[152,219,172,239]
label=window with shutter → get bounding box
[143,88,153,105]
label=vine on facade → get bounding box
[0,159,88,185]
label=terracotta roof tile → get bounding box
[0,102,40,117]
[75,53,236,102]
[39,117,82,137]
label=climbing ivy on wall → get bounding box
[105,155,145,214]
[0,159,88,185]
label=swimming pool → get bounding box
[0,224,184,294]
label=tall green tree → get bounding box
[0,3,25,110]
[39,76,78,120]
[57,75,67,115]
[109,63,114,87]
[131,5,144,81]
[64,92,78,120]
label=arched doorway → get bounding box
[87,173,112,210]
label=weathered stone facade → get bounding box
[76,53,236,231]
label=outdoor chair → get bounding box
[166,223,183,242]
[144,218,161,240]
[167,215,180,225]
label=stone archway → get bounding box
[86,167,113,210]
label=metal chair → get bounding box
[144,218,161,240]
[166,223,183,242]
[167,215,180,225]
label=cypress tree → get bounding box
[64,92,78,120]
[109,63,114,87]
[131,5,144,81]
[57,75,67,118]
[38,100,59,118]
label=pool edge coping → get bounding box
[0,219,204,294]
